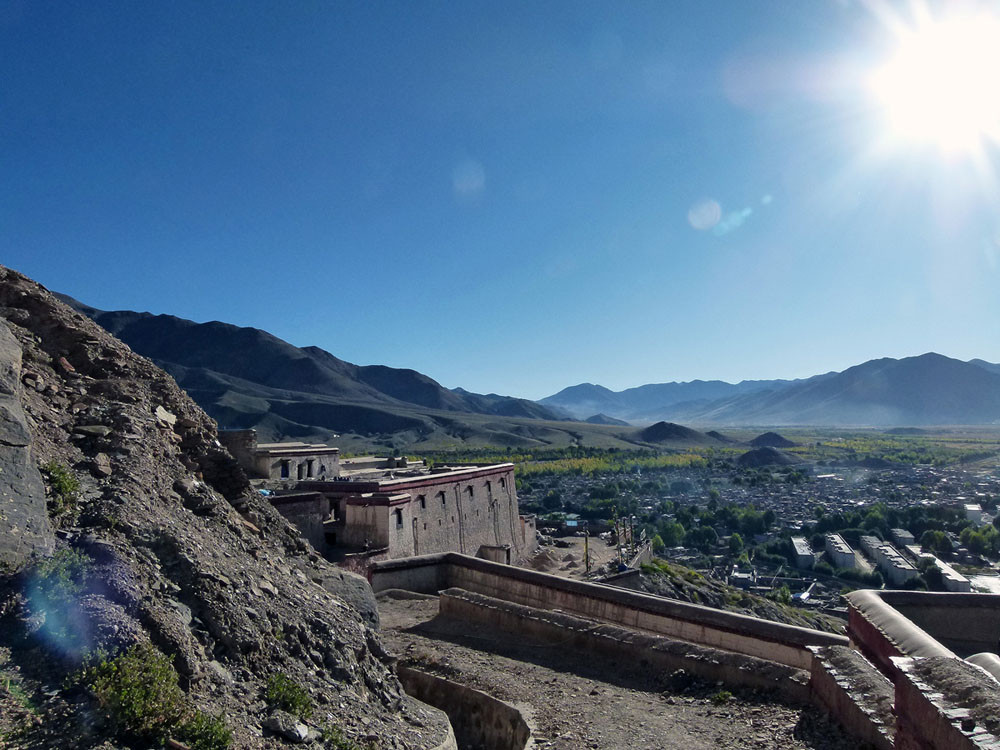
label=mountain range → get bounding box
[58,296,616,451]
[541,353,1000,426]
[61,295,1000,438]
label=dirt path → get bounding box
[378,593,854,750]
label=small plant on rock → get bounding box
[40,461,80,519]
[174,709,232,750]
[320,721,369,750]
[266,672,313,719]
[710,690,733,705]
[83,642,187,739]
[32,548,92,603]
[79,642,231,749]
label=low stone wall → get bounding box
[598,569,643,590]
[628,542,653,568]
[845,590,1000,749]
[441,587,811,703]
[808,645,894,750]
[369,552,453,593]
[892,656,1000,750]
[371,552,846,670]
[397,665,532,750]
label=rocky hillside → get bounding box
[0,267,450,749]
[638,560,843,635]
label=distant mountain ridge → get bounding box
[59,294,1000,431]
[541,354,1000,426]
[539,377,806,421]
[58,296,567,446]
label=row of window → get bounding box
[395,476,509,529]
[278,458,327,480]
[414,477,507,510]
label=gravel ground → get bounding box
[379,593,857,750]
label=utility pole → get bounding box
[613,506,623,567]
[584,522,591,576]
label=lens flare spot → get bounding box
[688,199,722,231]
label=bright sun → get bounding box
[870,12,1000,153]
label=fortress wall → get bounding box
[440,588,812,703]
[369,553,452,593]
[808,646,895,750]
[370,553,847,670]
[398,665,531,750]
[891,656,998,750]
[334,466,524,559]
[269,493,329,552]
[442,556,842,670]
[845,591,1000,749]
[409,468,521,557]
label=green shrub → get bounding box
[40,461,80,517]
[768,584,791,604]
[321,722,368,750]
[33,548,92,603]
[80,642,230,749]
[266,672,313,719]
[710,690,732,705]
[85,643,186,739]
[175,710,232,750]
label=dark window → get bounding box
[280,460,290,479]
[306,459,314,478]
[297,463,304,480]
[394,509,403,529]
[439,491,446,507]
[418,494,426,509]
[500,477,507,489]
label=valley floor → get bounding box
[378,592,855,750]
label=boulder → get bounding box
[0,321,53,569]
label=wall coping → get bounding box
[371,552,847,650]
[313,464,515,494]
[847,589,956,664]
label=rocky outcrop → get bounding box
[0,320,54,569]
[0,266,450,748]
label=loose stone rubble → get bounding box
[0,266,450,748]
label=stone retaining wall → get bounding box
[440,587,812,703]
[371,553,847,670]
[808,645,894,750]
[398,665,532,750]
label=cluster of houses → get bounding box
[787,529,973,591]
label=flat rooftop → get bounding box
[825,533,854,555]
[257,441,340,455]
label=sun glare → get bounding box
[870,12,1000,153]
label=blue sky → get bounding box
[3,1,999,399]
